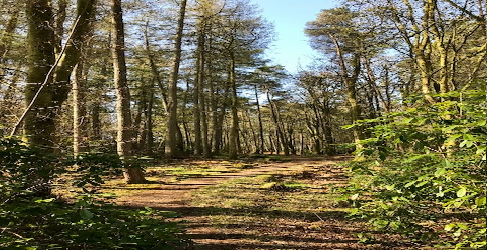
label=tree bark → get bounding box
[73,61,89,156]
[22,0,97,147]
[228,57,239,159]
[193,32,204,155]
[110,0,146,184]
[328,32,363,146]
[24,0,56,148]
[254,85,265,154]
[266,89,289,156]
[167,0,187,158]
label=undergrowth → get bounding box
[344,90,486,249]
[0,138,190,249]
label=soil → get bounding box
[112,156,412,250]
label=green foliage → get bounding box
[345,90,486,249]
[0,138,61,200]
[0,139,189,249]
[69,153,124,189]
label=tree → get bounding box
[306,7,365,147]
[110,0,146,183]
[167,0,188,158]
[19,0,96,148]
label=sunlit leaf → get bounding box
[457,188,467,198]
[444,223,456,231]
[475,197,486,207]
[435,168,446,177]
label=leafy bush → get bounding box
[0,139,190,249]
[345,90,486,249]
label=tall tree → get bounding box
[110,0,146,183]
[306,7,364,147]
[167,0,188,158]
[20,0,97,148]
[23,0,56,147]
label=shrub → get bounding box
[0,139,190,249]
[345,90,486,249]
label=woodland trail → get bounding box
[113,156,407,250]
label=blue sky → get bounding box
[251,0,338,73]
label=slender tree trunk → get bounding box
[110,0,146,184]
[254,85,265,154]
[133,91,145,153]
[73,61,89,156]
[228,57,239,159]
[54,0,67,55]
[167,0,187,158]
[266,89,289,155]
[328,33,363,146]
[322,102,336,155]
[145,87,155,154]
[0,4,20,83]
[193,32,204,155]
[245,110,258,154]
[300,132,305,155]
[91,104,101,140]
[143,24,168,110]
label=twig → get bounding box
[313,212,326,223]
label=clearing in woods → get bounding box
[101,156,410,249]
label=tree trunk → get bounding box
[322,102,336,156]
[228,57,239,160]
[73,61,89,156]
[0,3,20,83]
[110,0,146,184]
[193,32,204,155]
[24,0,56,148]
[52,0,97,108]
[266,89,289,155]
[167,0,187,158]
[254,85,265,154]
[144,87,155,154]
[23,0,96,147]
[328,33,363,146]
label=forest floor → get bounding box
[100,155,413,250]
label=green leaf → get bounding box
[402,117,414,124]
[463,134,474,141]
[444,134,462,143]
[435,168,446,177]
[457,187,467,198]
[34,198,55,203]
[444,223,456,231]
[404,180,417,188]
[79,208,94,220]
[476,145,486,155]
[443,125,458,132]
[475,196,486,207]
[440,159,452,168]
[459,140,474,148]
[350,193,359,200]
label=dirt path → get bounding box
[117,158,327,209]
[113,156,405,250]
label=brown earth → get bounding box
[110,156,413,250]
